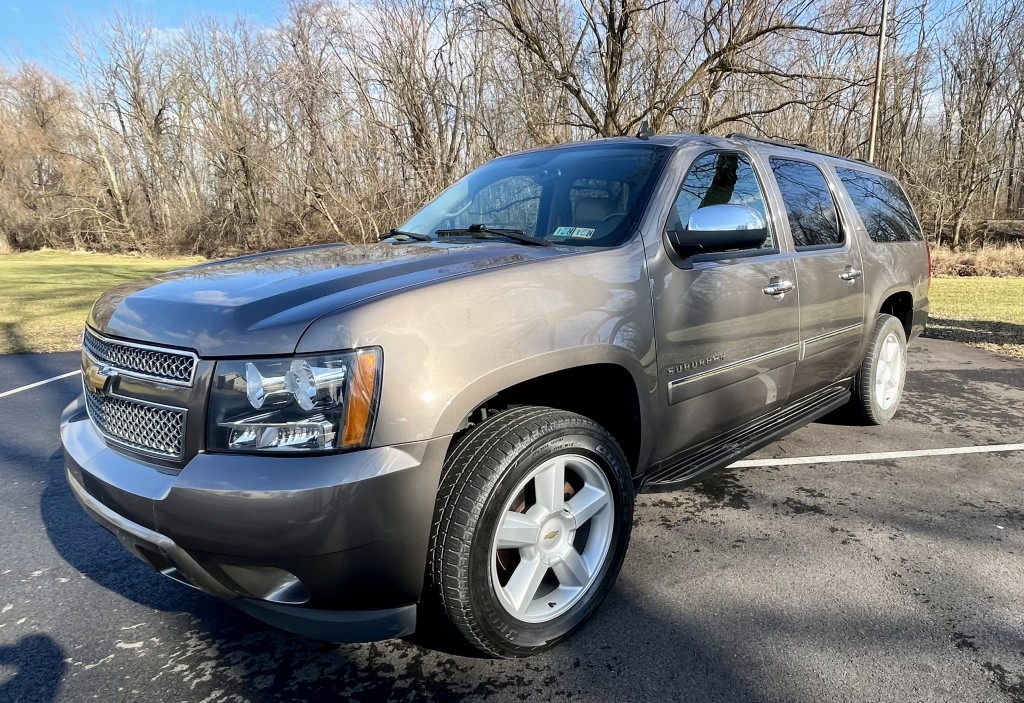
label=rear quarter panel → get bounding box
[823,159,930,353]
[859,239,930,337]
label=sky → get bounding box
[1,0,281,71]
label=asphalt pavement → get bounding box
[0,338,1021,703]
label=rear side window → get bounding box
[835,168,923,242]
[769,158,842,249]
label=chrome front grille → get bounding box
[84,385,186,459]
[84,328,197,386]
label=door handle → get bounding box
[762,279,795,298]
[839,266,863,283]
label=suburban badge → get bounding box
[666,353,726,376]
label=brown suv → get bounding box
[61,132,929,657]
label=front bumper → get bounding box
[61,395,449,642]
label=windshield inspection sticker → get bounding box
[553,226,596,239]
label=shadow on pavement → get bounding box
[924,316,1024,351]
[0,634,65,703]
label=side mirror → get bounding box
[667,204,768,258]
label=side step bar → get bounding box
[641,384,852,491]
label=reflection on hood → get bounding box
[89,241,575,356]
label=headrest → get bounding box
[574,196,615,223]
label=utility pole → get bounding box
[868,0,891,163]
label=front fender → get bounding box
[295,243,657,451]
[433,344,653,444]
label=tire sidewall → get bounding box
[864,316,908,423]
[466,426,633,655]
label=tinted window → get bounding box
[836,168,922,242]
[670,152,774,250]
[769,158,842,249]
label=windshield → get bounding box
[400,142,671,247]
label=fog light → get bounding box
[223,418,336,451]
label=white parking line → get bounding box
[0,371,1020,469]
[729,443,1024,468]
[0,370,80,399]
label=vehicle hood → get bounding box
[88,242,577,356]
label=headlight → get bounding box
[206,348,381,453]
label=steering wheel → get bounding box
[601,212,627,222]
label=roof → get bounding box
[722,132,879,171]
[497,131,887,175]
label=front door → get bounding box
[648,150,801,460]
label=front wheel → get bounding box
[849,313,908,425]
[427,406,634,657]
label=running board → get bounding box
[641,384,852,491]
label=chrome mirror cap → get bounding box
[686,204,767,233]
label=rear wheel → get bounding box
[427,406,633,657]
[849,313,908,425]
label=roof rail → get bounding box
[725,132,873,167]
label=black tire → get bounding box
[849,314,908,425]
[427,406,634,658]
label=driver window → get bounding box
[443,175,542,236]
[670,152,774,250]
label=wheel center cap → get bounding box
[537,513,576,565]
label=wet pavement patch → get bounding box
[982,662,1024,701]
[688,472,752,511]
[951,631,980,651]
[779,496,826,516]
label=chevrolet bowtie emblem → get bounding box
[544,530,559,541]
[85,362,118,394]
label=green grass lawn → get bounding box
[926,276,1024,359]
[1,252,1022,359]
[0,250,203,354]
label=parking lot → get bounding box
[0,337,1021,703]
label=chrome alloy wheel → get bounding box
[489,453,614,623]
[874,331,905,411]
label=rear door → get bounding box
[759,154,867,397]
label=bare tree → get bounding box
[1,0,1022,256]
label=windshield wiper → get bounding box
[378,228,432,242]
[434,224,552,247]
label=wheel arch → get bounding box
[435,350,652,475]
[877,288,914,338]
